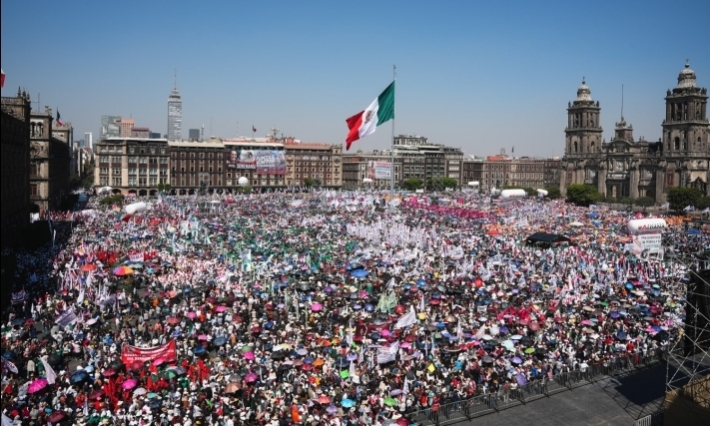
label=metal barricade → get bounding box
[403,350,666,426]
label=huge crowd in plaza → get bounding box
[1,190,706,426]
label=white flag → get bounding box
[41,357,57,385]
[395,306,417,329]
[2,413,15,426]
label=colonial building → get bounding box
[94,137,169,196]
[1,91,32,247]
[223,137,286,190]
[560,62,709,201]
[169,139,225,194]
[478,149,557,191]
[29,107,72,212]
[283,138,342,187]
[342,139,464,189]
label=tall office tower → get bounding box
[84,132,93,151]
[100,115,121,139]
[120,118,135,137]
[167,72,182,141]
[189,128,200,141]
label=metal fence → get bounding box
[405,350,664,426]
[634,411,664,426]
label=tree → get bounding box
[666,187,701,212]
[156,183,172,193]
[427,177,458,191]
[303,178,315,187]
[696,196,710,210]
[544,186,562,199]
[565,184,602,206]
[402,178,424,191]
[634,197,655,208]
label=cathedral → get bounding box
[560,62,709,202]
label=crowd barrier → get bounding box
[405,349,664,426]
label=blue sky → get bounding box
[2,0,708,157]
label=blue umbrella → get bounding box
[341,399,355,408]
[193,346,206,355]
[70,370,90,384]
[351,269,368,278]
[213,337,227,347]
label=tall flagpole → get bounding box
[390,64,396,194]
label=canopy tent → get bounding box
[525,232,571,246]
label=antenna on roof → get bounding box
[621,84,624,120]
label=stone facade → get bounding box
[561,63,710,202]
[29,107,72,212]
[1,91,32,248]
[94,137,169,196]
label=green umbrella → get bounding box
[163,370,177,379]
[524,347,535,354]
[340,370,349,379]
[383,397,398,406]
[240,345,252,353]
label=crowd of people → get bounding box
[1,190,705,426]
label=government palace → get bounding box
[560,62,709,202]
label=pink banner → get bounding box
[403,200,488,219]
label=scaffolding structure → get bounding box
[664,252,710,408]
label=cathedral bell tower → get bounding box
[662,61,708,156]
[560,78,603,195]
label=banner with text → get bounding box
[367,161,392,180]
[226,150,286,175]
[630,233,663,259]
[121,340,177,365]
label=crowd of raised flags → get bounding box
[0,189,704,426]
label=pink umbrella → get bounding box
[122,379,138,390]
[381,329,391,337]
[197,335,209,341]
[243,351,255,361]
[153,358,165,367]
[186,312,197,319]
[102,368,116,377]
[245,373,258,383]
[28,378,48,394]
[311,303,323,312]
[215,306,227,313]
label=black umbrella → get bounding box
[108,360,124,372]
[47,353,62,367]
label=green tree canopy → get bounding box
[565,184,602,206]
[402,178,424,191]
[666,187,701,212]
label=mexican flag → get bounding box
[345,81,395,150]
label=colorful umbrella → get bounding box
[28,378,48,394]
[122,379,138,390]
[113,266,134,276]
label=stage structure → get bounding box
[664,251,710,410]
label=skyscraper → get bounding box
[189,128,200,141]
[167,73,182,141]
[84,132,93,151]
[100,115,121,139]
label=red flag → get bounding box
[0,69,5,88]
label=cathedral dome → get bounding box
[676,61,697,89]
[576,78,592,101]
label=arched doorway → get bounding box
[149,190,157,196]
[138,189,147,196]
[112,189,123,195]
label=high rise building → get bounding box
[84,132,93,151]
[188,128,200,141]
[100,115,121,139]
[120,118,135,137]
[167,74,182,141]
